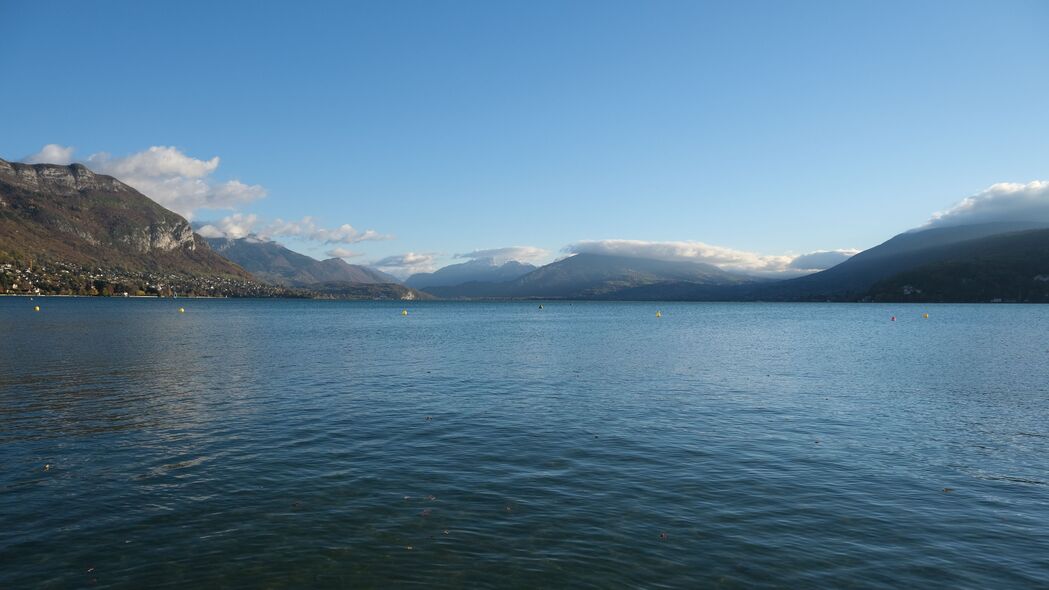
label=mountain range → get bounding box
[864,227,1049,303]
[421,253,756,298]
[205,237,398,286]
[406,258,536,290]
[402,223,1049,302]
[755,221,1049,300]
[203,236,424,299]
[4,155,1048,302]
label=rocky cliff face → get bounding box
[124,219,196,253]
[0,157,248,278]
[0,159,131,195]
[0,159,197,254]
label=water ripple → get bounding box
[2,299,1048,588]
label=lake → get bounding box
[2,298,1048,588]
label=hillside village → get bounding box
[0,261,292,298]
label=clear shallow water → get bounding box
[1,298,1048,589]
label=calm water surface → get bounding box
[2,298,1048,588]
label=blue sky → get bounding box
[2,0,1048,276]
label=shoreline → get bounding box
[1,293,1040,304]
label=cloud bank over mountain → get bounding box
[326,247,362,260]
[565,239,789,273]
[926,180,1049,228]
[195,213,260,239]
[454,246,548,264]
[372,252,439,277]
[788,249,861,271]
[564,240,855,275]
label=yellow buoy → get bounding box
[655,310,662,318]
[179,307,185,313]
[402,309,408,316]
[34,305,40,312]
[922,313,929,319]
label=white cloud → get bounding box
[264,216,392,244]
[455,246,549,264]
[195,212,393,253]
[371,252,439,278]
[195,224,226,239]
[20,144,266,219]
[195,213,259,240]
[326,247,362,259]
[22,144,76,165]
[86,147,264,219]
[209,179,267,205]
[925,180,1049,228]
[87,146,219,179]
